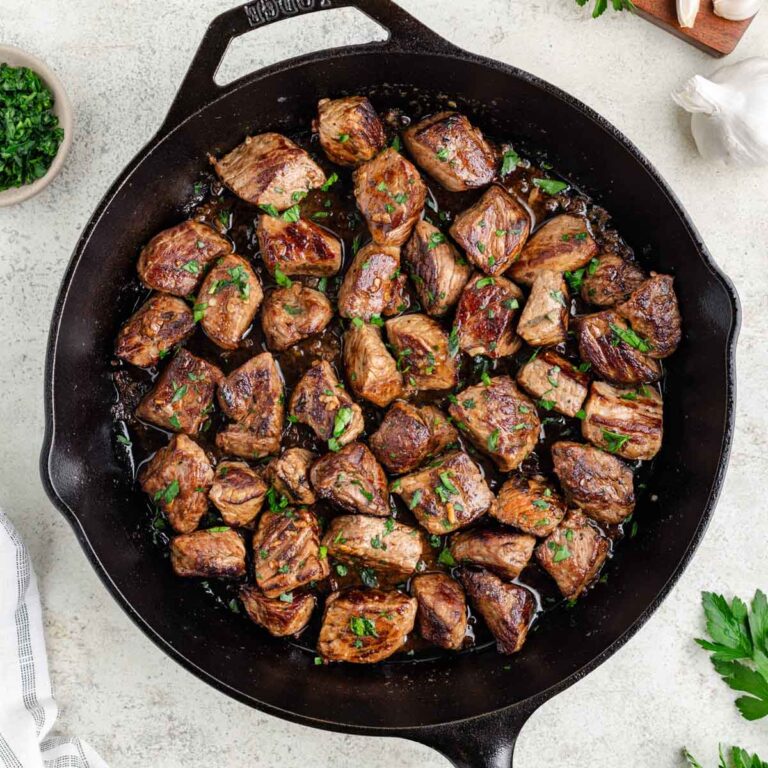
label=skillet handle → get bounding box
[402,703,537,768]
[161,0,456,132]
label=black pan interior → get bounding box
[43,49,737,730]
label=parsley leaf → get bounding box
[610,322,653,353]
[533,178,569,195]
[500,148,521,176]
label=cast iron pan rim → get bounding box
[40,39,741,733]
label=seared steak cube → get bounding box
[197,253,263,349]
[411,573,467,650]
[451,529,536,581]
[581,381,663,460]
[403,111,496,192]
[240,585,315,637]
[509,215,598,286]
[536,510,609,599]
[516,350,589,418]
[137,219,231,296]
[261,283,333,351]
[393,451,492,535]
[385,314,457,391]
[577,310,661,385]
[323,515,425,579]
[353,147,426,246]
[288,360,364,448]
[449,185,530,275]
[136,348,222,435]
[115,294,194,368]
[208,460,267,527]
[256,214,342,277]
[310,442,390,517]
[139,434,214,533]
[370,401,456,475]
[252,506,329,598]
[551,441,635,524]
[170,528,246,578]
[516,270,569,347]
[343,322,403,407]
[580,254,645,306]
[264,448,317,506]
[317,588,417,663]
[453,273,524,358]
[616,273,681,358]
[403,220,472,317]
[490,474,567,537]
[337,242,404,321]
[459,568,536,655]
[216,352,284,459]
[448,377,539,471]
[210,132,325,210]
[316,96,386,166]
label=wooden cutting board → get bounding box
[633,0,757,56]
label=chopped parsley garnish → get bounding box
[154,479,180,505]
[448,326,460,358]
[487,429,500,452]
[281,204,301,222]
[321,172,339,191]
[337,133,350,143]
[481,370,492,386]
[502,298,519,310]
[428,231,446,249]
[273,266,292,288]
[549,289,567,307]
[349,615,378,638]
[548,540,571,562]
[181,260,199,274]
[436,147,450,162]
[259,203,280,217]
[335,563,348,577]
[193,302,207,323]
[602,429,631,453]
[476,277,495,289]
[609,322,653,353]
[500,148,521,176]
[438,549,456,566]
[408,489,423,510]
[533,178,569,195]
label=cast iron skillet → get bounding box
[40,1,740,765]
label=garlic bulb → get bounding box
[713,0,762,20]
[672,57,768,165]
[677,0,700,27]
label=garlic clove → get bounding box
[677,0,700,27]
[713,0,762,20]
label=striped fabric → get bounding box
[0,513,107,768]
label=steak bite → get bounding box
[208,461,268,528]
[252,506,329,598]
[411,573,468,650]
[216,352,284,459]
[490,474,567,537]
[353,147,427,246]
[343,323,403,407]
[516,270,569,347]
[197,253,263,349]
[115,294,195,368]
[316,96,386,167]
[369,401,456,475]
[448,377,540,472]
[403,111,496,192]
[240,585,315,637]
[317,589,417,663]
[210,132,325,210]
[403,220,472,317]
[449,185,530,275]
[322,515,425,579]
[136,349,222,435]
[288,360,364,448]
[580,254,645,307]
[310,442,390,517]
[139,434,214,534]
[337,242,404,321]
[261,283,333,351]
[509,214,598,286]
[516,350,589,418]
[385,314,457,391]
[616,273,682,359]
[536,510,610,599]
[264,448,317,506]
[137,220,231,296]
[581,381,663,461]
[577,310,662,385]
[458,568,536,655]
[170,529,246,578]
[393,451,493,535]
[551,441,635,525]
[256,214,342,277]
[451,529,536,581]
[453,273,524,358]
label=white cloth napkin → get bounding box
[0,511,107,768]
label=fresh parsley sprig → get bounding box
[684,745,767,768]
[575,0,635,18]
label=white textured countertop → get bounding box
[1,1,767,765]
